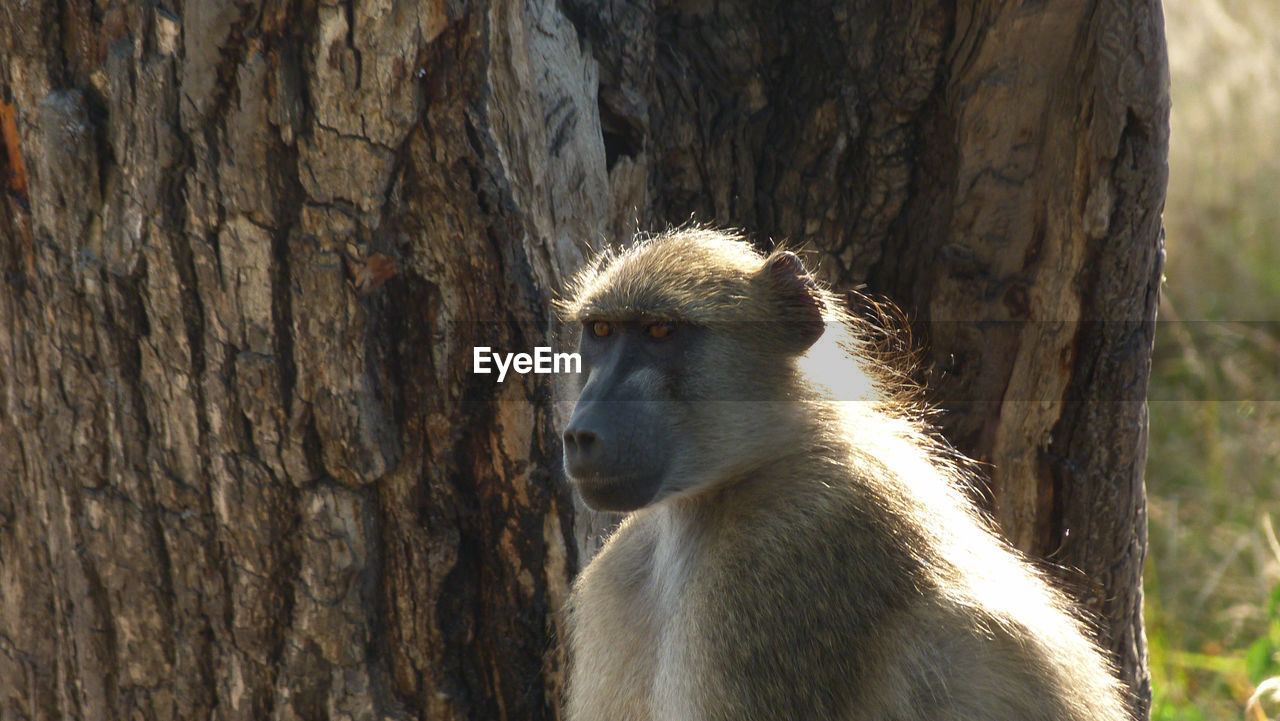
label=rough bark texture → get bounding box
[0,1,1165,721]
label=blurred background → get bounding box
[1147,0,1280,717]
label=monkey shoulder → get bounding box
[652,481,927,717]
[682,474,1122,719]
[566,515,665,721]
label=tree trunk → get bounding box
[0,1,1165,720]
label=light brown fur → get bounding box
[559,229,1129,721]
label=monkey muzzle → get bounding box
[562,401,670,512]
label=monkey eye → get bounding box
[645,321,675,340]
[589,320,614,338]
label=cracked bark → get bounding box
[1,1,1164,720]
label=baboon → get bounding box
[556,228,1129,721]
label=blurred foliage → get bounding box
[1147,0,1280,718]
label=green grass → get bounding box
[1147,0,1280,717]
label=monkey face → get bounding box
[562,316,810,511]
[561,318,708,511]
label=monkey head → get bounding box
[556,230,831,512]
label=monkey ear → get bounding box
[763,251,825,352]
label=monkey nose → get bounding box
[562,427,601,476]
[563,428,598,453]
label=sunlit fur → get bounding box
[558,228,1129,721]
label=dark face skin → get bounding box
[562,318,703,512]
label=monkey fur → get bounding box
[556,228,1129,721]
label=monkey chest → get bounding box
[569,522,711,720]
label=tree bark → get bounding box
[0,1,1165,721]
